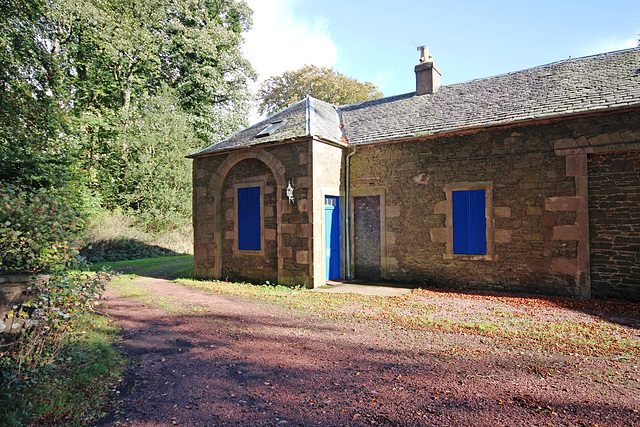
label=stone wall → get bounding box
[271,141,314,286]
[353,195,382,280]
[192,140,316,286]
[311,140,345,288]
[220,158,278,282]
[349,110,640,297]
[588,149,640,300]
[0,274,48,333]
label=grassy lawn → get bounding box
[177,277,640,358]
[91,254,194,279]
[97,255,640,359]
[0,312,125,426]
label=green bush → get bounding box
[0,185,85,273]
[0,269,120,425]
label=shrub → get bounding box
[0,268,119,425]
[0,185,85,273]
[0,267,109,365]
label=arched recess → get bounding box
[211,149,287,280]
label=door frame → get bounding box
[325,196,341,281]
[349,187,387,280]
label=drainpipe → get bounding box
[344,145,356,280]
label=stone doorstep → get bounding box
[317,281,412,297]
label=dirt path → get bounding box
[96,276,640,426]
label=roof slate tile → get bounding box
[190,48,640,157]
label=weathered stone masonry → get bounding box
[191,49,640,299]
[349,110,640,298]
[588,149,640,300]
[192,139,337,287]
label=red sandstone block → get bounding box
[434,201,449,215]
[430,227,448,243]
[281,224,296,234]
[279,247,293,258]
[494,229,512,244]
[545,196,582,211]
[493,207,512,218]
[565,154,587,177]
[552,258,580,276]
[386,206,401,218]
[553,224,581,241]
[610,132,623,143]
[554,138,578,150]
[296,251,310,264]
[265,229,276,240]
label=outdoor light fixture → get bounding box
[286,180,295,204]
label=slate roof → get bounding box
[189,48,640,157]
[188,96,343,158]
[341,48,640,145]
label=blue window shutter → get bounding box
[452,189,486,255]
[468,190,486,255]
[238,187,261,250]
[452,191,470,254]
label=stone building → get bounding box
[189,47,640,300]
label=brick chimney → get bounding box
[415,46,441,95]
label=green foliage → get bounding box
[257,64,383,116]
[0,271,123,426]
[2,0,256,263]
[0,0,78,190]
[162,0,255,141]
[80,210,193,263]
[101,86,202,228]
[46,0,255,228]
[0,185,85,273]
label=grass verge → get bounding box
[91,256,640,358]
[91,254,194,279]
[176,277,640,358]
[0,313,125,426]
[111,274,205,314]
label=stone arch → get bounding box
[211,149,286,192]
[211,149,286,279]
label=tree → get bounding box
[1,0,86,273]
[0,0,74,189]
[113,85,201,229]
[46,0,255,225]
[50,0,255,138]
[257,65,383,116]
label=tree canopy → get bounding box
[257,65,383,116]
[1,0,257,272]
[47,0,256,224]
[0,0,75,189]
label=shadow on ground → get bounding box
[95,278,640,427]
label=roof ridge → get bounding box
[450,46,640,87]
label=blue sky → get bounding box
[243,0,639,119]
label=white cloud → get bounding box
[243,0,337,83]
[242,0,338,123]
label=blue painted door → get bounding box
[238,187,261,250]
[325,196,341,280]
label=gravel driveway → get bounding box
[96,276,640,426]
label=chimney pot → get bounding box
[415,46,441,95]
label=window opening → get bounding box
[256,120,285,138]
[452,189,486,255]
